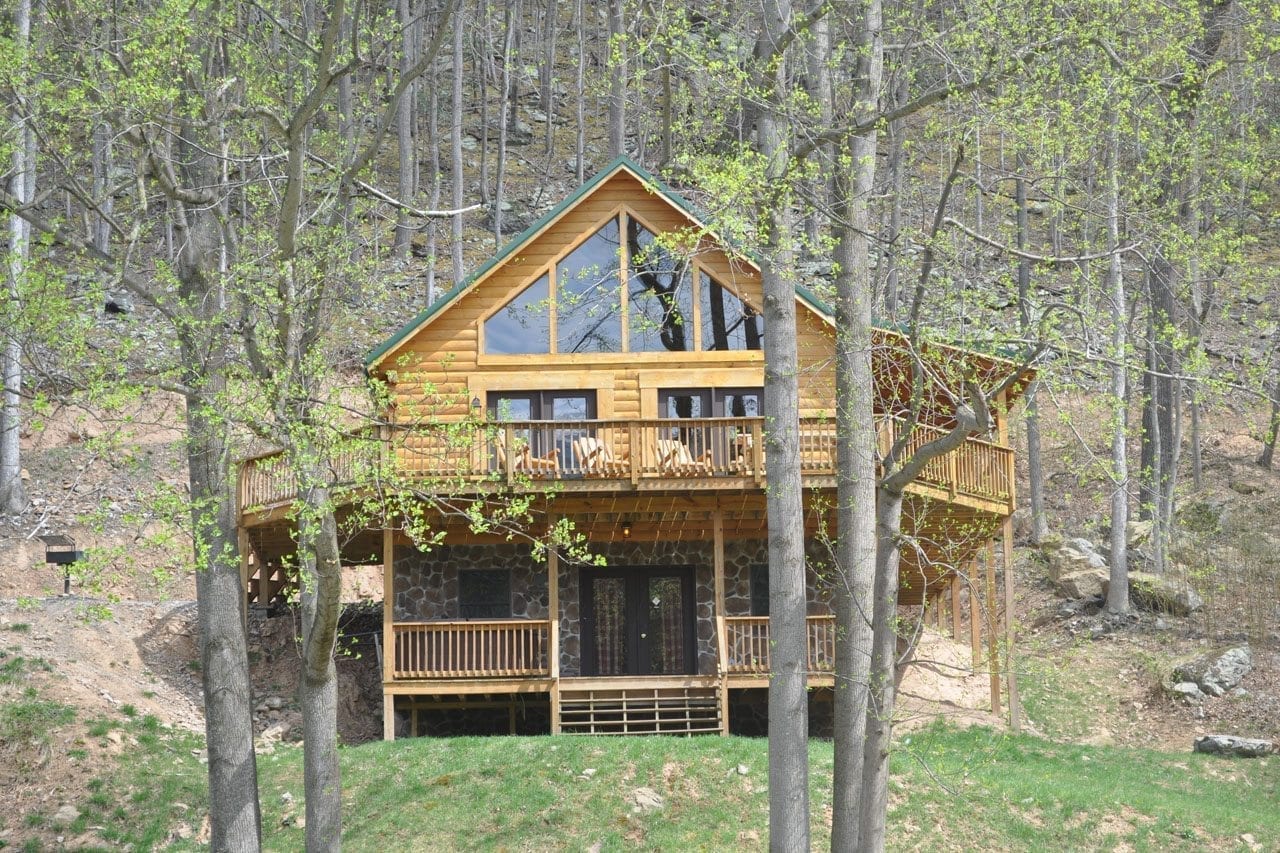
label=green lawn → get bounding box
[59,717,1276,851]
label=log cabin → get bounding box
[237,157,1029,738]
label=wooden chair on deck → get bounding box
[655,438,714,476]
[495,434,560,477]
[729,433,756,474]
[573,436,629,477]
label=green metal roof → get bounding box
[364,155,834,371]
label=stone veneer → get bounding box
[393,543,548,621]
[392,538,833,677]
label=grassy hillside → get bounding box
[16,694,1276,852]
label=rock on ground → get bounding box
[1173,646,1252,697]
[1041,536,1108,582]
[1193,734,1275,758]
[1128,571,1204,616]
[1055,568,1109,600]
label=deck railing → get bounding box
[239,416,1013,512]
[724,615,837,675]
[393,619,551,679]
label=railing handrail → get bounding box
[392,618,552,680]
[394,618,550,627]
[241,415,1013,513]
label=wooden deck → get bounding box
[239,415,1015,522]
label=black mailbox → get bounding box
[38,535,83,593]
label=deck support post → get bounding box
[548,525,561,735]
[713,510,729,735]
[986,542,1001,715]
[1002,517,1021,732]
[968,558,981,674]
[950,573,963,641]
[383,526,396,741]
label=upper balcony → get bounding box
[238,416,1014,523]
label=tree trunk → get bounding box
[755,3,808,848]
[857,488,904,852]
[393,0,419,259]
[606,0,625,158]
[880,75,907,320]
[1104,120,1129,614]
[800,14,831,253]
[161,21,266,837]
[1259,373,1280,469]
[830,0,882,847]
[492,1,515,241]
[298,478,344,851]
[451,7,465,286]
[541,0,557,157]
[1140,255,1178,573]
[829,160,878,853]
[1,0,35,516]
[574,0,586,182]
[1016,160,1048,545]
[175,148,263,851]
[188,392,263,853]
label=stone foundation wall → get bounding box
[720,538,834,617]
[392,537,833,676]
[393,543,548,622]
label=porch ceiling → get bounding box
[244,489,1003,608]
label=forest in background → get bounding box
[2,0,1279,850]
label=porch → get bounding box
[238,415,1016,522]
[387,615,840,684]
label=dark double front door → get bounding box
[580,567,696,677]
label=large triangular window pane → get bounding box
[484,274,550,354]
[557,217,622,353]
[627,220,694,353]
[700,273,763,351]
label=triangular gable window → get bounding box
[701,272,762,351]
[557,217,623,353]
[482,213,762,355]
[628,220,694,353]
[484,273,550,354]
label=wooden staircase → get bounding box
[558,678,723,735]
[245,562,294,606]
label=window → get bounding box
[627,220,694,353]
[460,569,511,619]
[750,563,769,617]
[489,391,596,463]
[481,213,764,356]
[488,391,596,422]
[701,273,763,351]
[483,274,550,354]
[557,218,622,353]
[658,388,762,419]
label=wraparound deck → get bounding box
[239,415,1015,521]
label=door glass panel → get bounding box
[646,576,686,675]
[558,217,622,353]
[593,577,628,676]
[661,392,706,419]
[551,395,589,465]
[488,396,534,469]
[552,396,588,420]
[491,397,532,420]
[627,221,694,353]
[485,275,551,354]
[721,391,761,418]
